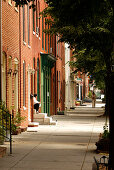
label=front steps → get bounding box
[27,122,39,132]
[33,113,57,125]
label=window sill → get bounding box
[23,106,26,110]
[28,45,31,49]
[39,37,41,40]
[8,2,12,6]
[33,31,35,35]
[14,7,19,13]
[23,41,26,46]
[36,34,38,38]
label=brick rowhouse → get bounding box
[2,0,65,128]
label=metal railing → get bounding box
[0,102,12,154]
[94,156,109,170]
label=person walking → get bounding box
[92,91,96,108]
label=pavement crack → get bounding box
[80,117,96,170]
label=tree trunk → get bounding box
[104,51,114,170]
[108,72,114,170]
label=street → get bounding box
[0,106,108,170]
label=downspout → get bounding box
[19,6,21,109]
[55,35,57,114]
[0,0,2,101]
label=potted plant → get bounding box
[0,101,11,143]
[96,125,109,153]
[11,112,25,135]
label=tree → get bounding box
[70,49,106,91]
[42,0,114,169]
[13,0,114,168]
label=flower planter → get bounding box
[96,138,109,153]
[12,128,21,135]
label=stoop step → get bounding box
[33,113,57,125]
[27,122,39,132]
[27,127,39,132]
[28,122,39,127]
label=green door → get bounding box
[40,54,56,116]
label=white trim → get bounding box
[33,31,35,35]
[14,58,18,64]
[14,7,19,13]
[23,41,26,46]
[8,2,12,6]
[23,106,26,110]
[28,45,31,49]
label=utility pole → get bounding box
[0,0,2,101]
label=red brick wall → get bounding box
[56,38,65,112]
[2,0,19,110]
[2,0,65,127]
[19,2,41,126]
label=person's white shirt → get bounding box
[33,97,40,105]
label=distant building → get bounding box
[65,43,76,109]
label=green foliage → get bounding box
[102,125,110,139]
[12,112,26,132]
[43,0,113,94]
[0,101,10,143]
[88,91,92,98]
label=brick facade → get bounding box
[2,0,65,128]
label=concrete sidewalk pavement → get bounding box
[0,110,108,170]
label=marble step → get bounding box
[28,122,39,127]
[34,113,47,118]
[27,127,39,132]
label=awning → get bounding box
[40,53,56,68]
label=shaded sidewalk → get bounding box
[0,107,108,170]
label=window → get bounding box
[23,5,25,42]
[23,61,26,106]
[48,23,49,53]
[38,1,40,36]
[33,1,35,32]
[42,16,44,49]
[45,19,47,51]
[57,36,58,56]
[37,58,40,101]
[33,58,35,94]
[27,4,30,45]
[36,0,38,34]
[58,71,61,101]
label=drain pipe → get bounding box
[19,6,21,109]
[0,0,2,101]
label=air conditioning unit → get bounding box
[50,47,52,53]
[36,27,39,34]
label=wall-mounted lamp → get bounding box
[8,69,12,76]
[13,69,18,76]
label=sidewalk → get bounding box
[0,108,108,170]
